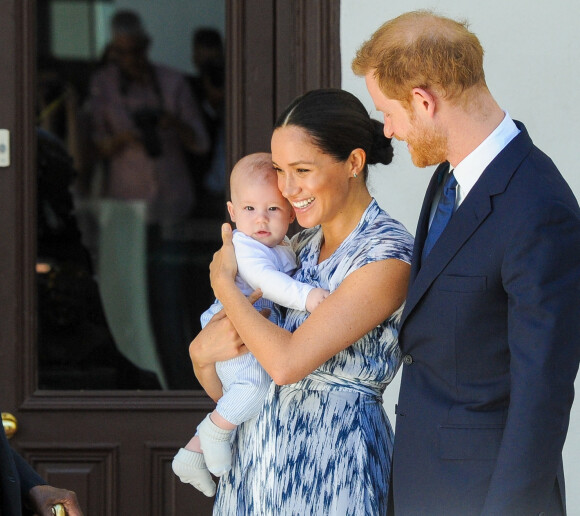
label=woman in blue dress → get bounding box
[190,88,414,515]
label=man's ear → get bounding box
[226,201,236,222]
[411,87,436,118]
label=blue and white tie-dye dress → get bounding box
[213,199,414,516]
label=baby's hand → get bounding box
[306,287,330,312]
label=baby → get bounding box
[172,152,329,496]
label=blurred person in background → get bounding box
[88,10,210,389]
[187,27,226,218]
[88,9,210,226]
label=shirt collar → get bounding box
[453,112,520,203]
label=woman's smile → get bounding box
[292,197,315,209]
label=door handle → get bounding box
[2,412,18,438]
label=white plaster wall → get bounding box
[341,2,580,512]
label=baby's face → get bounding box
[228,179,295,248]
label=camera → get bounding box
[132,107,162,157]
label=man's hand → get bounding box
[28,484,83,516]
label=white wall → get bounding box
[341,1,580,512]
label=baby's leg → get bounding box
[203,352,270,475]
[197,410,236,476]
[184,433,203,452]
[172,432,216,497]
[209,410,237,431]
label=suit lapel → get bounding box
[402,187,492,324]
[400,121,534,328]
[409,163,449,285]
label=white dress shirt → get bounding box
[429,112,520,227]
[453,112,520,207]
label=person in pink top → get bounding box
[88,10,211,390]
[88,10,209,225]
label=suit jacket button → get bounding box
[403,354,413,365]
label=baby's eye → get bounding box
[243,206,254,211]
[268,206,279,211]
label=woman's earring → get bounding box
[353,172,358,178]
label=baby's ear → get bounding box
[226,201,236,222]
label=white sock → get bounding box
[197,414,233,476]
[171,448,216,497]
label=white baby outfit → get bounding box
[200,230,315,425]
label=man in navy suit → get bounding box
[353,10,580,515]
[1,424,82,515]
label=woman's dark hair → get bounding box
[274,88,393,179]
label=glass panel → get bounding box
[51,2,95,59]
[36,0,226,390]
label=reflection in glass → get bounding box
[36,0,226,390]
[36,128,162,389]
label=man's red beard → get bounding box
[406,115,448,168]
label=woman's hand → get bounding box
[190,309,246,402]
[209,223,239,300]
[190,289,268,367]
[190,308,249,368]
[189,290,265,401]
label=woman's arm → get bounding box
[189,310,248,402]
[211,224,410,385]
[189,293,263,401]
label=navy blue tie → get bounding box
[422,171,457,260]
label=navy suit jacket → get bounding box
[391,122,580,515]
[1,424,46,515]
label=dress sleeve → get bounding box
[364,220,414,266]
[340,218,414,283]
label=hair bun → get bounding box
[367,119,394,166]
